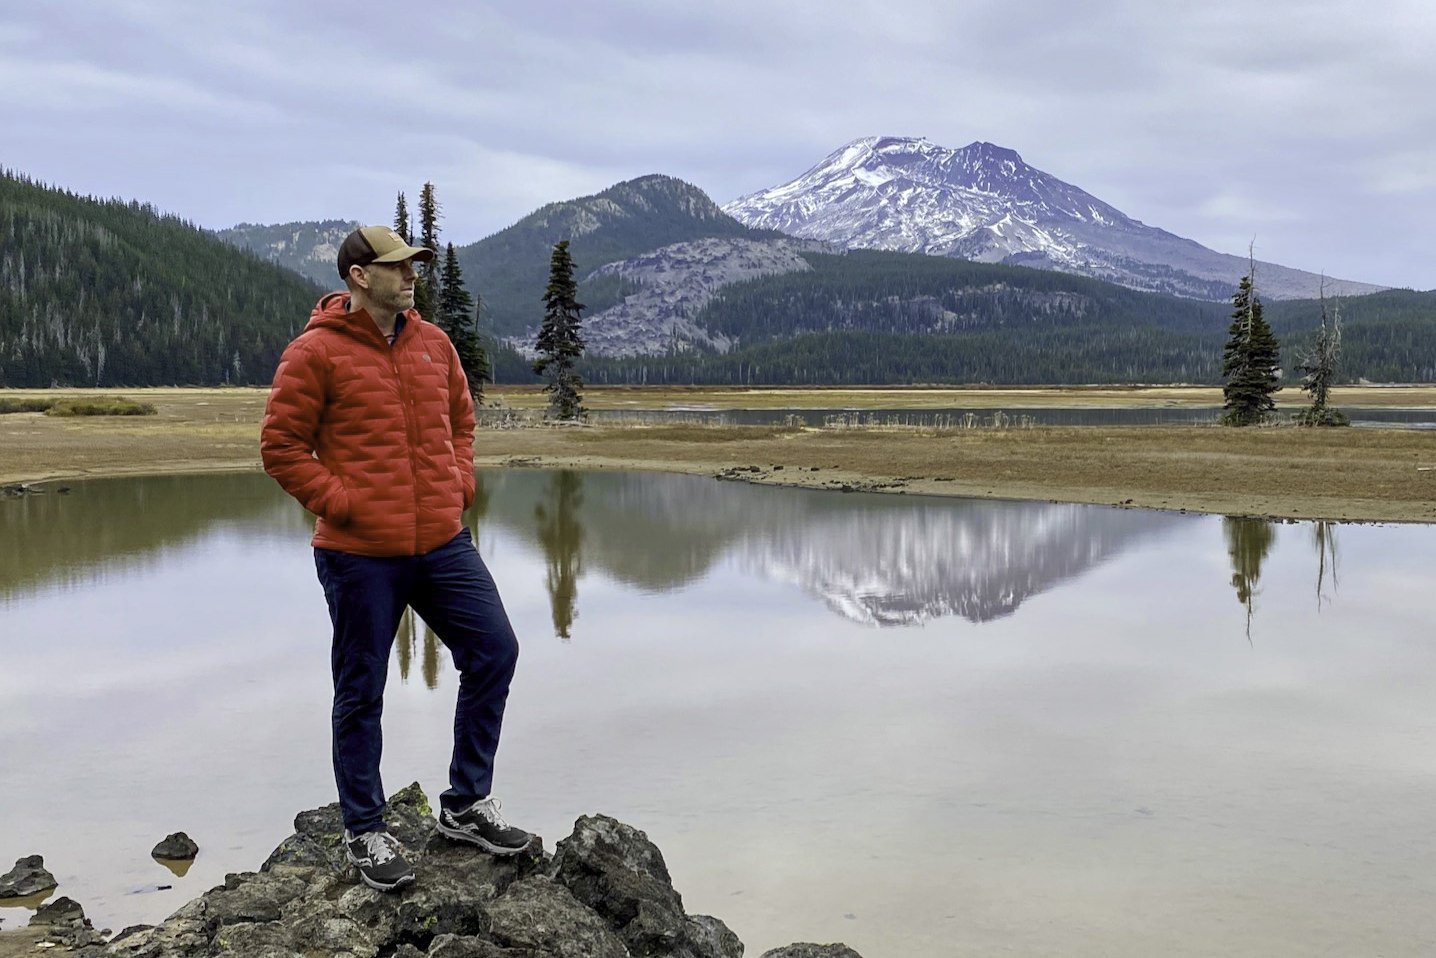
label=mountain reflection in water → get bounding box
[478,469,1189,629]
[0,471,1334,638]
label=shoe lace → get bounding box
[360,831,399,865]
[471,797,511,829]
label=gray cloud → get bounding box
[6,0,1433,288]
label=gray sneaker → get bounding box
[344,829,416,892]
[437,797,533,854]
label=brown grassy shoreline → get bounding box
[2,386,1434,523]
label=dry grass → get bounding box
[2,386,1434,522]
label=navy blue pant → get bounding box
[314,528,519,834]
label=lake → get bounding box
[3,470,1435,956]
[588,405,1436,429]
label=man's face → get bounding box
[358,259,417,313]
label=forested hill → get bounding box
[569,251,1436,385]
[457,174,775,338]
[0,170,321,387]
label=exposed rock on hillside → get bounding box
[581,238,828,356]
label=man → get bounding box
[261,226,531,892]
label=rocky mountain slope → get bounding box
[213,219,357,288]
[580,237,829,356]
[456,175,773,338]
[723,136,1384,302]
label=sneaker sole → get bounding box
[349,864,416,893]
[436,819,532,855]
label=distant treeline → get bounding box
[514,253,1436,385]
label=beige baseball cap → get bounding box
[337,226,435,278]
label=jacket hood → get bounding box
[304,292,420,343]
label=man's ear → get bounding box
[348,265,369,291]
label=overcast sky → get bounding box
[5,0,1434,289]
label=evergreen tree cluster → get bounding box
[573,327,1221,386]
[393,183,491,399]
[700,251,1222,344]
[0,169,319,387]
[1220,270,1282,425]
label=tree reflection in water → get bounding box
[1224,516,1275,641]
[534,471,585,640]
[396,607,415,681]
[422,621,440,690]
[1313,521,1339,608]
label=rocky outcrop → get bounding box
[29,896,110,955]
[759,946,864,958]
[150,835,199,861]
[91,784,861,957]
[0,855,57,899]
[578,237,829,357]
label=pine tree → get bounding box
[415,182,441,321]
[393,191,411,245]
[534,240,587,420]
[1221,264,1281,426]
[438,242,491,401]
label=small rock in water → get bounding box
[0,855,58,898]
[151,832,199,860]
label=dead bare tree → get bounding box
[1296,276,1348,426]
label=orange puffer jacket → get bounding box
[261,293,476,557]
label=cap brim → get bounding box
[372,245,435,264]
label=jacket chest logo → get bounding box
[423,354,432,362]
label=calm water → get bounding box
[590,405,1436,429]
[3,471,1436,956]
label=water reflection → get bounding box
[394,608,442,690]
[534,472,585,640]
[7,470,1436,956]
[0,473,307,599]
[0,473,1362,643]
[1224,517,1275,639]
[591,405,1436,429]
[152,858,194,879]
[396,607,415,680]
[477,471,1188,630]
[1313,521,1340,608]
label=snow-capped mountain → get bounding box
[723,136,1384,301]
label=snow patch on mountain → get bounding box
[723,136,1384,301]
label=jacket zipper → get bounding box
[390,329,422,555]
